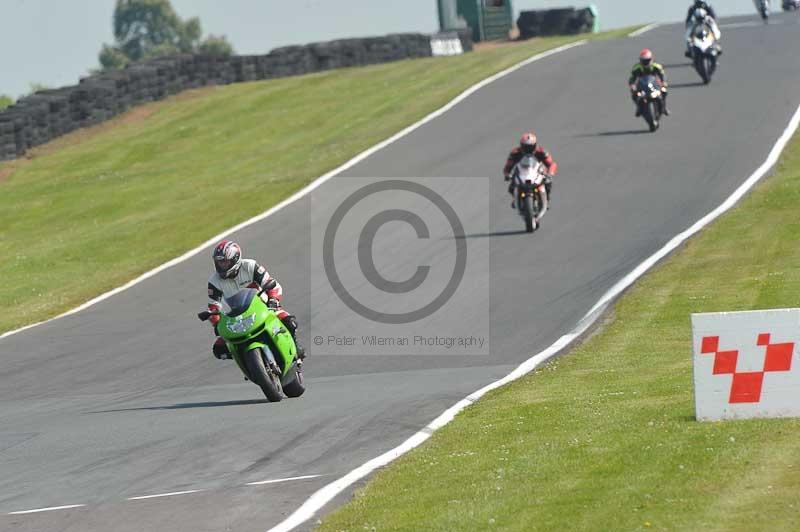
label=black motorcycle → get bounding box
[635,74,665,132]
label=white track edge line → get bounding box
[127,489,204,500]
[6,476,322,513]
[0,39,586,343]
[7,504,86,515]
[628,23,660,37]
[246,474,322,486]
[267,102,800,532]
[720,20,783,29]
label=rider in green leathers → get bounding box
[629,49,670,117]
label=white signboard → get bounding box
[430,32,464,57]
[692,308,800,421]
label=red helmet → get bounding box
[520,132,538,154]
[639,48,653,66]
[212,240,242,279]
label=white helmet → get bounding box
[693,7,708,21]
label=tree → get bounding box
[113,0,183,61]
[29,82,50,94]
[177,16,202,53]
[98,0,235,70]
[0,95,13,111]
[197,35,234,57]
[99,43,131,70]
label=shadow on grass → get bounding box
[87,398,269,413]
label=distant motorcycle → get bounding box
[783,0,800,10]
[509,155,549,233]
[635,74,665,132]
[755,0,771,19]
[684,7,721,59]
[689,28,719,84]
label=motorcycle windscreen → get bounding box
[693,29,714,49]
[638,74,658,91]
[516,156,540,183]
[225,289,257,318]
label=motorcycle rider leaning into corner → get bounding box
[206,240,306,361]
[503,132,558,208]
[629,49,670,117]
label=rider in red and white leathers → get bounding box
[503,132,558,203]
[207,240,305,360]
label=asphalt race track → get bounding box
[2,14,800,532]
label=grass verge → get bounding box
[0,28,635,335]
[316,136,800,529]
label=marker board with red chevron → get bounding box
[692,309,800,421]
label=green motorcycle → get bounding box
[198,288,305,402]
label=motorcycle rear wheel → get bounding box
[244,348,283,402]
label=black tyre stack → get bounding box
[0,31,473,162]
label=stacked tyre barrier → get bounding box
[0,31,471,161]
[516,8,596,40]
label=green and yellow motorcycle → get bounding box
[198,288,305,402]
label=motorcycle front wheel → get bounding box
[523,195,535,233]
[643,101,658,132]
[244,348,283,402]
[695,55,710,84]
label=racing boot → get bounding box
[212,337,231,360]
[281,315,306,360]
[633,95,642,117]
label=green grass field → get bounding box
[0,29,634,335]
[317,135,800,530]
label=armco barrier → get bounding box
[0,30,471,161]
[516,8,596,40]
